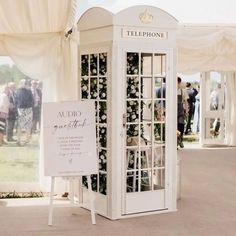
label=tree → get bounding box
[0,64,27,85]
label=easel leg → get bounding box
[87,175,96,225]
[48,176,55,226]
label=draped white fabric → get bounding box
[177,26,236,73]
[0,0,79,192]
[0,0,78,102]
[0,0,73,34]
[226,73,236,146]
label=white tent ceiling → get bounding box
[77,0,236,24]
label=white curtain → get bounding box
[0,0,79,192]
[226,73,236,146]
[177,26,236,73]
[0,0,78,102]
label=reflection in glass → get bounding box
[142,100,152,122]
[99,53,107,76]
[90,54,98,76]
[142,123,152,143]
[99,77,107,99]
[99,126,107,148]
[205,118,224,139]
[154,146,165,167]
[81,55,89,76]
[127,52,139,75]
[127,76,139,99]
[154,54,166,76]
[153,169,165,190]
[126,124,139,140]
[81,77,89,99]
[141,77,152,99]
[98,101,107,123]
[90,78,98,99]
[154,123,165,143]
[126,101,139,123]
[126,171,139,192]
[99,149,107,171]
[141,53,152,75]
[99,174,107,195]
[141,170,152,191]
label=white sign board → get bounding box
[42,100,98,177]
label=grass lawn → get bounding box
[0,134,39,182]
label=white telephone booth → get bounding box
[77,6,178,219]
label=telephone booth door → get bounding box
[122,49,174,214]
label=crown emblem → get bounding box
[139,9,154,24]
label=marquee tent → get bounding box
[0,0,235,146]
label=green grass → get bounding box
[0,134,39,182]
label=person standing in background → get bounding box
[193,85,200,134]
[0,85,10,146]
[16,79,34,146]
[185,82,198,135]
[177,77,189,148]
[6,82,17,142]
[31,80,42,132]
[36,80,42,130]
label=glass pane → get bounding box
[153,169,165,190]
[141,170,152,191]
[126,148,137,169]
[98,101,107,123]
[141,77,152,99]
[126,124,139,140]
[127,52,139,75]
[154,101,166,122]
[99,174,107,195]
[205,118,224,139]
[155,77,166,122]
[155,77,166,99]
[94,101,98,123]
[90,78,98,99]
[207,72,225,111]
[81,77,89,99]
[99,77,107,99]
[142,100,152,122]
[141,53,152,75]
[154,146,165,167]
[126,101,139,122]
[154,123,165,143]
[142,122,152,143]
[90,54,98,76]
[99,126,107,148]
[126,148,151,170]
[81,55,89,76]
[126,171,139,192]
[126,76,139,99]
[99,53,107,76]
[99,149,107,171]
[91,174,98,192]
[154,54,166,76]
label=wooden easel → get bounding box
[48,175,96,226]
